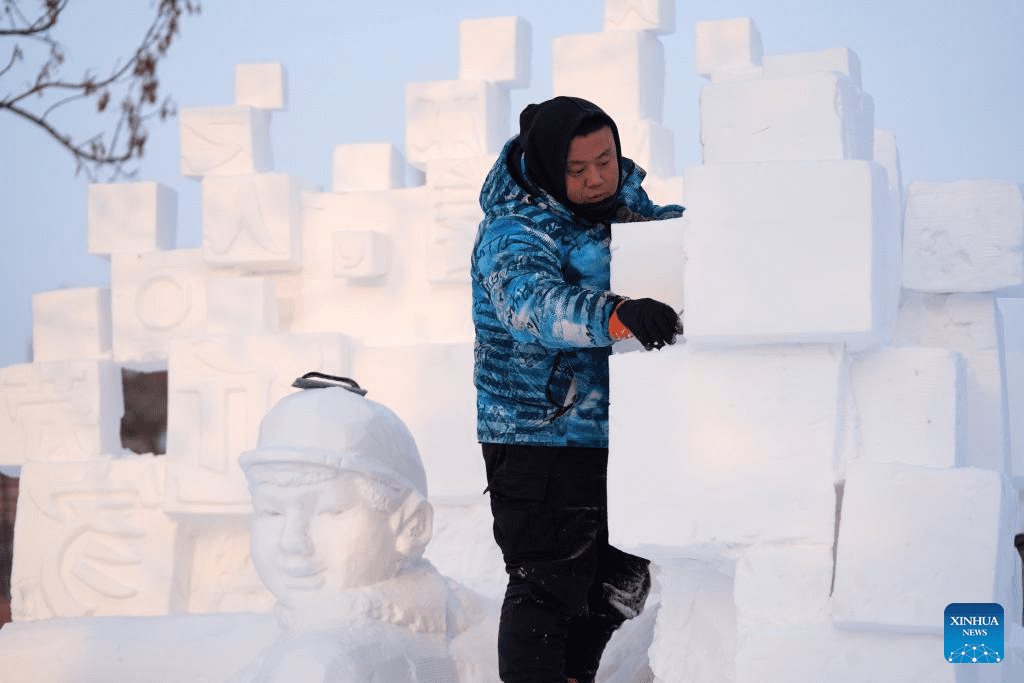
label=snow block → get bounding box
[179,106,272,178]
[895,292,1011,473]
[761,47,862,87]
[458,16,531,88]
[110,249,210,363]
[733,544,832,636]
[832,462,1021,632]
[640,175,684,208]
[333,230,390,281]
[617,118,674,178]
[234,63,287,111]
[31,287,112,362]
[10,457,175,620]
[552,30,665,124]
[874,129,904,209]
[351,342,481,498]
[682,161,899,349]
[648,559,737,683]
[295,188,475,344]
[695,17,763,81]
[424,496,507,599]
[426,157,493,286]
[205,277,277,335]
[604,0,675,34]
[903,180,1024,293]
[0,360,122,466]
[164,333,351,514]
[405,81,510,169]
[847,347,967,469]
[201,173,304,268]
[735,626,953,683]
[1000,297,1024,478]
[87,181,177,255]
[332,143,405,192]
[699,73,875,164]
[610,215,686,312]
[175,515,274,614]
[608,344,843,548]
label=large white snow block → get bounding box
[234,63,287,111]
[610,215,686,312]
[552,30,665,123]
[694,17,763,81]
[179,106,272,178]
[201,173,304,268]
[87,181,177,255]
[648,559,737,683]
[609,344,843,548]
[164,333,350,514]
[424,496,507,599]
[205,277,277,335]
[735,626,952,683]
[761,47,862,87]
[110,249,210,363]
[617,118,675,178]
[332,143,405,192]
[832,462,1021,632]
[458,16,531,88]
[605,0,675,34]
[32,287,112,362]
[733,544,832,636]
[405,81,510,169]
[903,181,1024,293]
[895,292,1011,473]
[700,73,875,164]
[10,457,175,620]
[682,161,898,349]
[0,360,122,465]
[847,347,967,469]
[351,342,481,498]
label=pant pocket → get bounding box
[488,474,553,562]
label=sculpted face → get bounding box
[250,472,402,611]
[565,126,618,206]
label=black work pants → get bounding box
[482,443,651,683]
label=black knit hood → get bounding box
[505,96,623,223]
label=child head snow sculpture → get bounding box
[239,385,433,625]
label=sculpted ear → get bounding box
[391,494,433,558]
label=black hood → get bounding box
[505,96,623,223]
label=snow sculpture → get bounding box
[230,384,489,682]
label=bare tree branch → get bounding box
[0,0,201,180]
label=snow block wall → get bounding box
[1,2,1023,682]
[609,14,1023,683]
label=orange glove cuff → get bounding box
[608,301,634,341]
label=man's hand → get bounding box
[613,298,682,350]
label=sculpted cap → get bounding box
[239,386,428,499]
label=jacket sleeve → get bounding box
[473,216,620,349]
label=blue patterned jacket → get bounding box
[471,137,684,447]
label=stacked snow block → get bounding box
[553,2,676,179]
[610,16,1021,683]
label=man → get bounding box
[471,96,684,683]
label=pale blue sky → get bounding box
[1,0,1021,368]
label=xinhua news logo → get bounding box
[945,603,1004,664]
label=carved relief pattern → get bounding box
[10,458,175,620]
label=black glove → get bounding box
[615,298,681,350]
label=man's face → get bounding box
[250,473,401,611]
[565,125,618,206]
